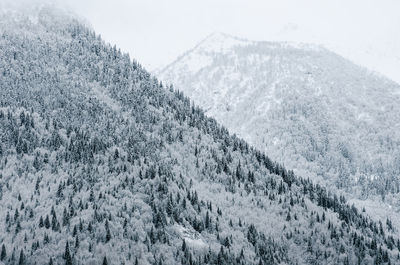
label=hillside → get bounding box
[158,33,400,203]
[0,7,399,265]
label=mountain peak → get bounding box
[158,32,400,216]
[2,5,400,264]
[158,32,251,75]
[194,32,251,54]
[203,32,239,42]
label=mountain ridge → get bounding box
[158,33,400,208]
[158,33,394,87]
[0,6,399,265]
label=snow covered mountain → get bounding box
[0,5,399,265]
[267,23,400,85]
[158,33,400,202]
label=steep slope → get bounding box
[0,7,399,265]
[158,33,400,203]
[265,23,400,85]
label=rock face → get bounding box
[0,6,399,265]
[158,32,400,199]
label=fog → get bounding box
[2,0,399,82]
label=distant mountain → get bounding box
[158,33,400,203]
[0,6,399,265]
[269,23,400,85]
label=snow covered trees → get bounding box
[1,244,6,261]
[64,242,72,265]
[159,32,400,207]
[0,5,398,265]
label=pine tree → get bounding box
[33,155,41,171]
[105,220,111,242]
[88,222,93,233]
[18,249,24,265]
[89,189,94,202]
[44,215,50,229]
[15,220,21,234]
[114,148,119,160]
[286,212,291,221]
[217,246,225,265]
[14,208,19,221]
[205,211,210,229]
[102,256,108,265]
[64,241,72,265]
[181,239,186,252]
[63,208,70,227]
[0,244,6,261]
[5,211,10,224]
[75,235,79,249]
[57,183,63,198]
[51,214,58,231]
[35,178,40,192]
[224,237,230,248]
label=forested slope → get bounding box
[0,7,399,265]
[158,33,400,201]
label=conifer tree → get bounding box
[14,208,19,221]
[18,250,24,265]
[64,241,72,265]
[181,239,186,252]
[15,220,21,234]
[0,244,6,261]
[75,235,79,249]
[105,220,111,242]
[45,215,50,229]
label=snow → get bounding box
[195,32,251,54]
[175,225,208,250]
[91,84,122,112]
[1,4,399,265]
[183,53,213,74]
[158,32,400,217]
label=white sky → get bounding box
[10,0,400,82]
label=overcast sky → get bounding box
[14,0,400,82]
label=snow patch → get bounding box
[175,225,208,250]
